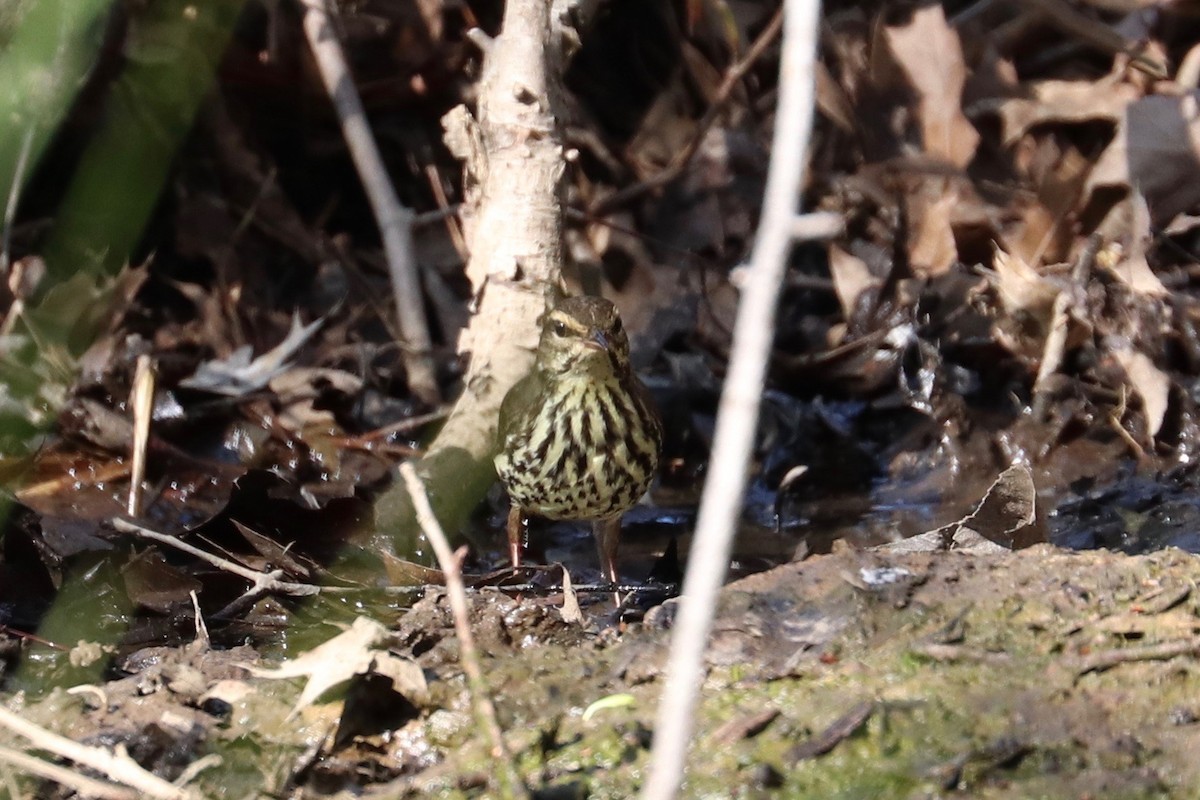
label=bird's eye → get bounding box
[552,320,568,336]
[611,317,623,334]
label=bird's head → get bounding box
[536,296,631,379]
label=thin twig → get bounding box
[1,127,34,274]
[0,624,66,650]
[297,0,440,404]
[1011,0,1166,79]
[338,407,451,447]
[0,743,136,800]
[127,354,154,516]
[787,701,875,762]
[640,2,822,798]
[590,8,785,217]
[423,162,468,259]
[1073,637,1200,676]
[0,707,192,800]
[399,463,530,800]
[1032,236,1096,418]
[112,519,319,600]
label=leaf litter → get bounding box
[6,0,1200,796]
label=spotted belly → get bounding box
[495,378,660,521]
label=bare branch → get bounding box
[112,519,319,601]
[373,0,570,550]
[297,0,440,404]
[399,463,529,799]
[640,2,824,798]
[0,744,136,800]
[0,707,194,800]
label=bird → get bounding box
[494,295,662,595]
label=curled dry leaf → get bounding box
[884,5,979,168]
[984,246,1059,329]
[882,465,1038,552]
[908,188,959,277]
[1093,192,1169,298]
[828,245,879,320]
[1113,348,1171,438]
[955,464,1038,549]
[180,313,324,397]
[976,75,1139,147]
[242,616,426,718]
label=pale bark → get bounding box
[373,0,572,550]
[298,0,440,404]
[641,1,825,797]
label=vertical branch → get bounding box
[400,464,529,799]
[640,1,824,797]
[297,0,440,405]
[372,0,573,549]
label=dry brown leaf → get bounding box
[1094,193,1169,298]
[885,5,979,168]
[908,190,959,276]
[1105,249,1168,298]
[828,245,879,320]
[815,61,856,133]
[1009,145,1091,266]
[882,465,1037,553]
[1114,348,1171,437]
[957,464,1038,549]
[985,246,1059,327]
[1088,93,1200,227]
[981,76,1139,146]
[243,617,425,718]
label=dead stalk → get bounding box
[590,8,785,217]
[1,127,33,275]
[127,354,154,516]
[296,0,439,405]
[111,519,319,603]
[399,463,530,800]
[0,707,193,800]
[640,2,823,798]
[1074,637,1200,676]
[0,744,136,800]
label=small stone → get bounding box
[426,709,473,748]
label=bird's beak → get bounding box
[584,331,610,352]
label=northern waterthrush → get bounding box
[495,296,662,589]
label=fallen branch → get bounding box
[0,743,136,800]
[399,463,529,800]
[112,518,320,609]
[297,0,439,405]
[0,706,193,800]
[1073,637,1200,676]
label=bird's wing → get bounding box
[496,370,546,449]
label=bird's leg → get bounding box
[507,505,526,569]
[592,516,622,605]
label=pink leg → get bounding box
[507,506,525,569]
[592,517,622,604]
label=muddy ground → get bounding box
[7,542,1200,799]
